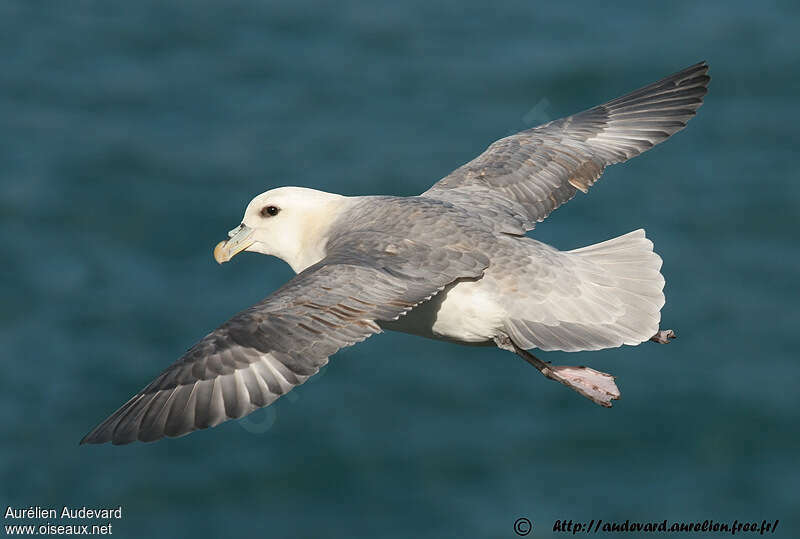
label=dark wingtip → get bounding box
[79,431,136,446]
[79,430,103,446]
[687,60,711,85]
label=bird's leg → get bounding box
[494,335,620,408]
[650,329,676,344]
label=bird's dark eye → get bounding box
[260,205,280,217]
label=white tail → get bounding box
[504,229,665,352]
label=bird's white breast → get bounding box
[379,278,504,344]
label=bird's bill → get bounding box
[213,225,255,264]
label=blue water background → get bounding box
[1,1,799,537]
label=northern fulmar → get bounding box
[82,62,709,444]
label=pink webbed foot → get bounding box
[546,365,620,407]
[495,335,622,408]
[650,329,676,344]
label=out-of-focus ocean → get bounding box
[1,1,798,537]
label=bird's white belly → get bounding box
[379,278,504,344]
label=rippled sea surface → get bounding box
[2,1,798,537]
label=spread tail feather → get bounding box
[505,229,665,352]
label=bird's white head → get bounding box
[213,187,351,273]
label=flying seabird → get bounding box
[82,62,709,445]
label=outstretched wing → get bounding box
[423,62,710,231]
[81,232,487,445]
